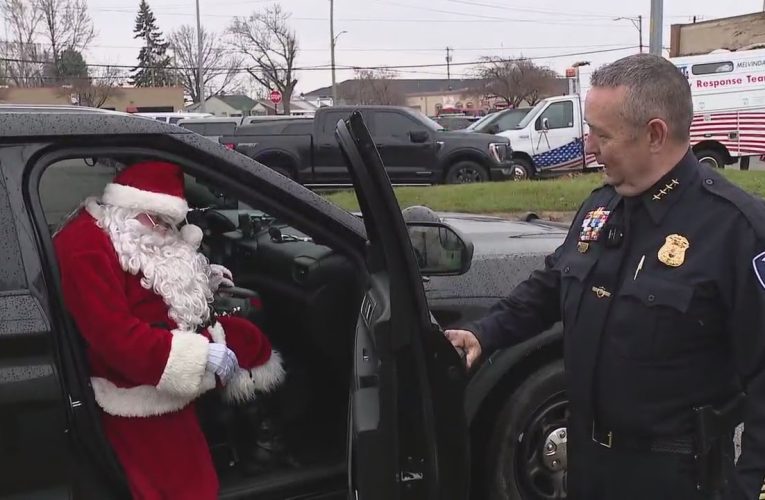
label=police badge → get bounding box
[658,234,690,267]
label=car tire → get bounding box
[486,360,568,500]
[271,166,293,179]
[512,158,534,181]
[695,149,726,169]
[445,161,489,184]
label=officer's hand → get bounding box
[445,329,482,369]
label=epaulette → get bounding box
[700,165,765,242]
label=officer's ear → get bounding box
[646,118,670,153]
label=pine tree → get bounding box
[130,0,173,87]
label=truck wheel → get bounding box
[512,159,534,181]
[445,161,489,184]
[695,149,726,169]
[486,360,568,500]
[271,166,293,179]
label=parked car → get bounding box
[219,105,516,186]
[2,104,570,500]
[177,117,241,142]
[462,107,532,135]
[434,114,481,131]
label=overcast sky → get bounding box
[82,0,764,95]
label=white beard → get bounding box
[95,204,214,331]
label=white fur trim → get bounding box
[91,372,216,417]
[156,330,210,397]
[102,183,188,223]
[84,197,104,220]
[222,350,285,404]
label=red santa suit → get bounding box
[53,160,285,499]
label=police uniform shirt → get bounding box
[468,149,765,499]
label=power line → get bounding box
[0,46,638,74]
[85,6,668,28]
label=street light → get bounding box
[331,29,347,106]
[615,15,644,53]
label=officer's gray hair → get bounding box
[590,53,693,143]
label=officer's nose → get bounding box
[585,133,598,156]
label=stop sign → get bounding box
[269,90,282,104]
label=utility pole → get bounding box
[446,47,453,90]
[638,15,643,53]
[195,0,205,112]
[330,0,337,105]
[649,0,663,56]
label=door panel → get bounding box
[531,100,584,173]
[336,112,469,500]
[0,164,74,498]
[370,111,436,184]
[314,110,356,185]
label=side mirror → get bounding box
[406,221,474,276]
[542,117,550,130]
[410,130,430,143]
[487,124,500,134]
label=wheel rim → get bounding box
[698,155,720,169]
[512,164,529,181]
[513,394,568,499]
[452,166,483,183]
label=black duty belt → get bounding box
[591,421,694,455]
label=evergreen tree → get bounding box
[130,0,173,87]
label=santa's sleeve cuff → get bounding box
[222,350,285,404]
[156,330,210,397]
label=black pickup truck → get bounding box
[219,105,516,186]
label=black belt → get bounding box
[592,421,694,455]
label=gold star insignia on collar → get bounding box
[651,178,680,201]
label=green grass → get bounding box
[324,169,765,215]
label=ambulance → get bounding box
[498,47,765,179]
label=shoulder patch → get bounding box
[753,251,765,290]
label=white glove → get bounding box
[209,264,234,291]
[207,343,239,385]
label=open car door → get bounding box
[336,111,471,500]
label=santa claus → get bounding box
[53,160,285,499]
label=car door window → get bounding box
[497,111,527,130]
[374,112,423,140]
[39,159,120,233]
[321,111,350,137]
[536,101,574,130]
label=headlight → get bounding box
[489,142,508,163]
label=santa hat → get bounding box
[102,160,189,225]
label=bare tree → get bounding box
[340,68,406,105]
[37,0,95,82]
[475,57,559,108]
[228,4,298,114]
[1,0,46,87]
[57,65,125,108]
[169,25,241,103]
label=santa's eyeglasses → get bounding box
[136,213,174,231]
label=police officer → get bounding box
[446,53,765,500]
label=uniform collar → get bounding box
[637,149,699,225]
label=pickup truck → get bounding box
[219,105,518,186]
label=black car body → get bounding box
[0,105,570,500]
[219,105,515,186]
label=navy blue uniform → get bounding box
[469,150,765,499]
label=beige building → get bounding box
[304,78,568,116]
[0,86,185,112]
[670,12,765,57]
